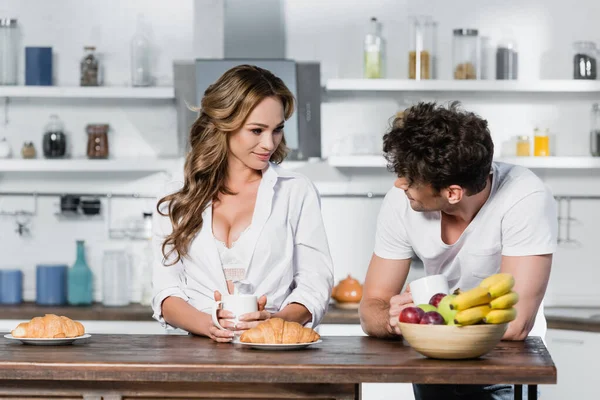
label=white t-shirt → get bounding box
[374,162,558,339]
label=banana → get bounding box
[450,286,491,311]
[479,273,515,298]
[479,273,512,289]
[490,291,519,309]
[484,308,517,324]
[454,305,491,326]
[488,275,515,298]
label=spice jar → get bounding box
[80,46,100,86]
[573,41,597,80]
[496,37,518,80]
[42,115,67,159]
[86,124,109,159]
[452,29,479,80]
[516,136,530,157]
[21,142,36,159]
[533,128,550,157]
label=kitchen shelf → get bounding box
[325,79,600,93]
[0,158,182,173]
[328,155,387,168]
[0,86,175,99]
[328,155,600,170]
[496,156,600,169]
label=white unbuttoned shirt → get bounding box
[151,162,334,330]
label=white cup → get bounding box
[211,294,258,330]
[409,275,449,305]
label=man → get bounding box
[359,102,557,400]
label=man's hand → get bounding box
[388,286,415,335]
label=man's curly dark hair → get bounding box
[382,101,494,195]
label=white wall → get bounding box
[1,0,599,307]
[285,0,600,305]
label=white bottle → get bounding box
[131,15,152,87]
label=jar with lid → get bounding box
[453,29,479,80]
[80,46,100,86]
[86,124,109,159]
[21,142,36,159]
[408,16,436,80]
[42,115,67,159]
[363,17,385,79]
[516,135,530,157]
[0,19,18,85]
[496,37,518,80]
[573,41,597,80]
[533,128,550,157]
[591,103,600,157]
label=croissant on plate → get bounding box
[239,318,320,344]
[11,314,85,339]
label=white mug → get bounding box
[211,294,258,330]
[409,275,449,305]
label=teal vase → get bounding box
[67,240,93,305]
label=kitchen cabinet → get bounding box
[540,329,599,399]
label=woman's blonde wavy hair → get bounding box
[157,64,296,264]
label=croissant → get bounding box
[11,314,85,339]
[239,318,320,344]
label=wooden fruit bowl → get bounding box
[398,322,508,360]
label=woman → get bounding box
[151,65,334,342]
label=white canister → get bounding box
[0,138,12,158]
[102,249,131,307]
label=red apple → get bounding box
[399,307,425,324]
[429,293,447,308]
[420,311,445,325]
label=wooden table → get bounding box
[0,334,556,400]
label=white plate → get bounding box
[235,339,322,351]
[4,333,91,346]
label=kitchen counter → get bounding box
[0,334,555,399]
[2,303,600,332]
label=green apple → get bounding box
[417,304,437,313]
[437,294,457,325]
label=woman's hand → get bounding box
[209,290,236,343]
[236,295,270,330]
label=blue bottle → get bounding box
[67,240,93,305]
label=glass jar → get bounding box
[496,38,518,80]
[591,103,600,157]
[533,128,550,157]
[42,115,67,159]
[408,16,436,80]
[0,19,19,85]
[453,29,479,80]
[86,124,109,159]
[516,136,530,157]
[364,17,385,79]
[573,41,597,80]
[80,46,100,86]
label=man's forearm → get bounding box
[359,298,396,339]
